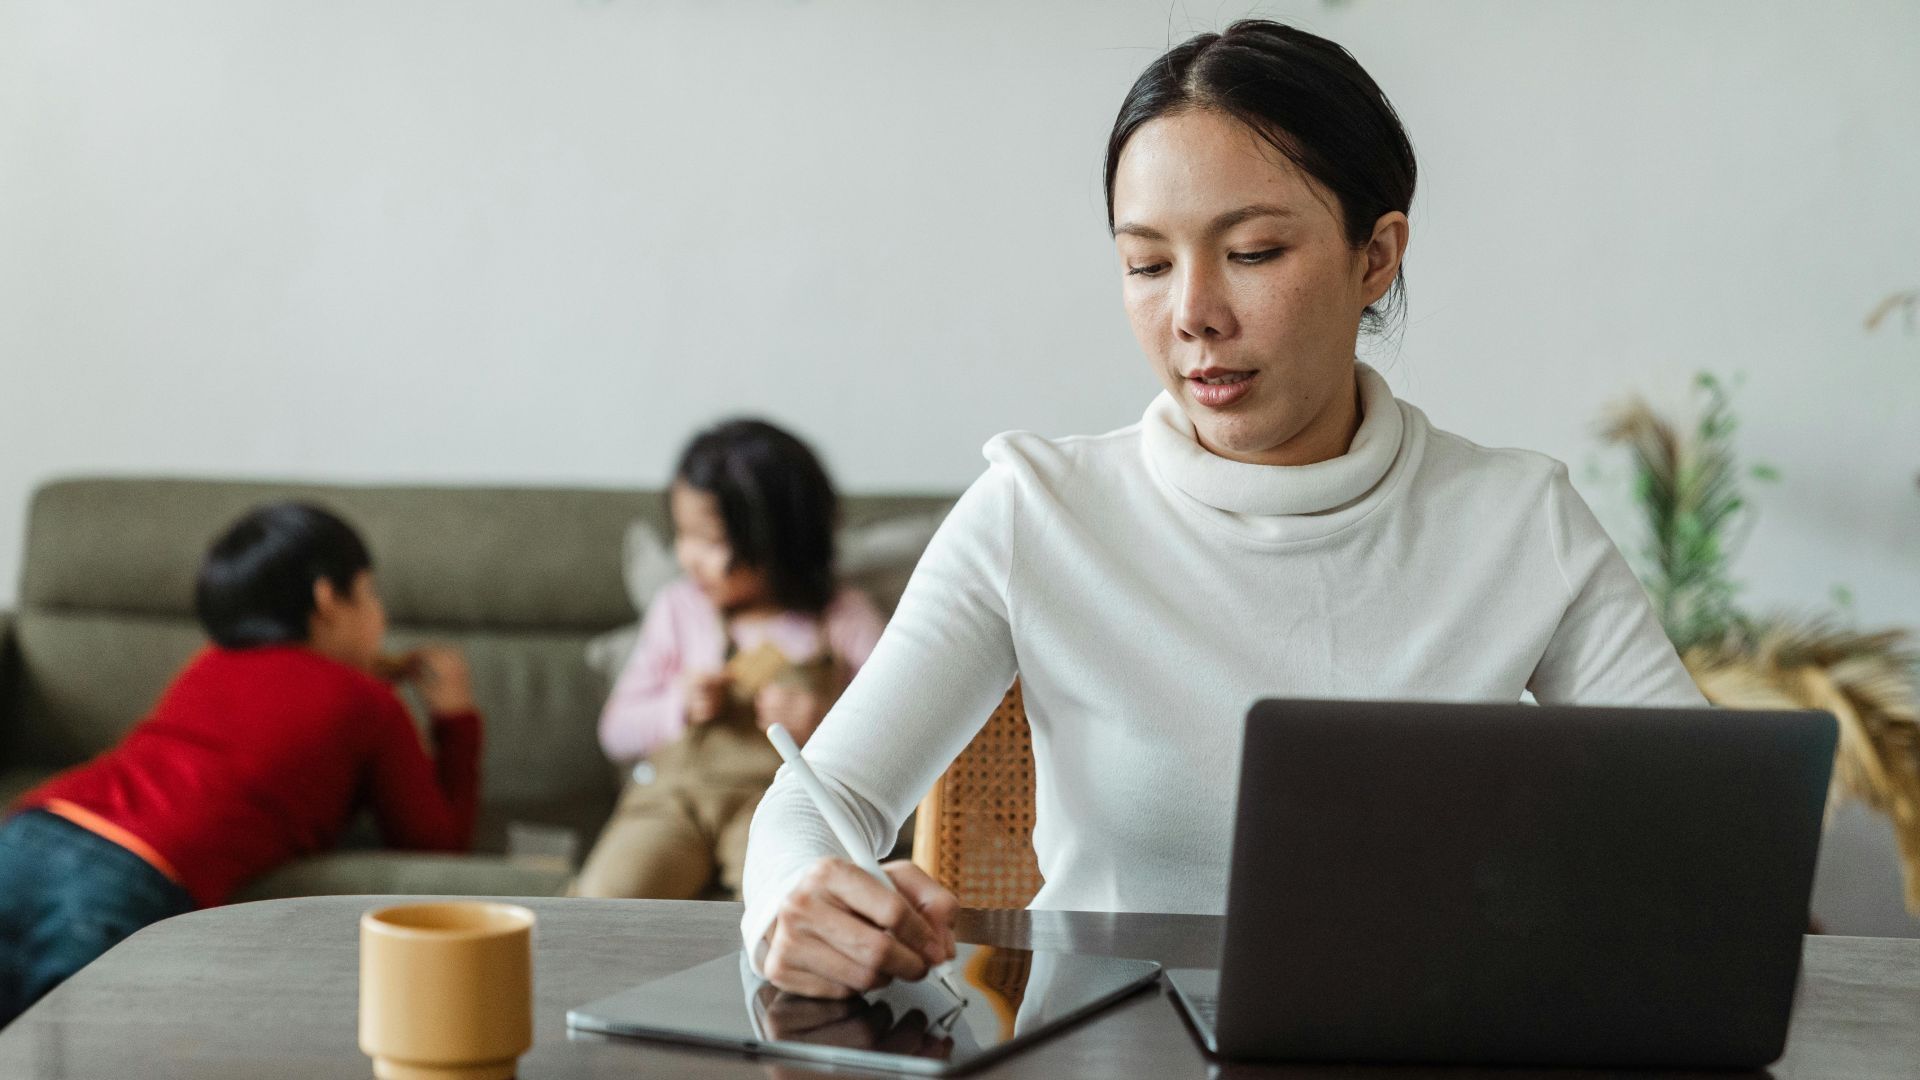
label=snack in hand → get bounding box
[724,643,791,705]
[371,652,420,683]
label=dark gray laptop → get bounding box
[1165,698,1836,1069]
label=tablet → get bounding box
[567,943,1162,1075]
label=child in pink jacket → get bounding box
[576,420,884,899]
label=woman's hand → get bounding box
[762,858,959,999]
[405,646,476,715]
[754,681,831,744]
[685,671,731,725]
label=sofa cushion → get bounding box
[381,626,625,816]
[23,480,957,633]
[20,478,656,631]
[0,766,56,808]
[5,609,204,767]
[230,851,571,902]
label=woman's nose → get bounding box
[1171,265,1238,342]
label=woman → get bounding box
[741,20,1704,998]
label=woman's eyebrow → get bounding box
[1209,203,1296,234]
[1111,203,1296,240]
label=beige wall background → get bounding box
[2,0,1916,634]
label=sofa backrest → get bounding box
[3,477,953,847]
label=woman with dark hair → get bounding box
[741,21,1703,997]
[577,419,886,899]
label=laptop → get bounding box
[1164,698,1836,1069]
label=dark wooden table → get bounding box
[1,896,1914,1078]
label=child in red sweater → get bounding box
[0,503,482,1026]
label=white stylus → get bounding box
[765,723,966,1004]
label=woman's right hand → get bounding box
[762,858,959,998]
[685,671,731,725]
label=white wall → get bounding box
[3,0,1917,634]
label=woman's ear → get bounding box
[1359,210,1410,306]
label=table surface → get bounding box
[1,896,1915,1079]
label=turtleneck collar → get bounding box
[1139,361,1409,525]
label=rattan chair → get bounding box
[910,681,1044,908]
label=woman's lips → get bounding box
[1187,369,1257,409]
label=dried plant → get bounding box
[1863,289,1920,494]
[1602,376,1920,912]
[1865,290,1919,335]
[1687,619,1920,910]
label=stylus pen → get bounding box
[766,724,966,1005]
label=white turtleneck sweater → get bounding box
[739,364,1705,955]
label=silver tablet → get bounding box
[567,943,1161,1075]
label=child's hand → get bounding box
[686,671,731,726]
[406,646,476,715]
[371,653,419,683]
[755,682,830,744]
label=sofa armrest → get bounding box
[0,609,14,690]
[0,609,16,762]
[229,851,573,904]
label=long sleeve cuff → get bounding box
[737,766,881,977]
[739,862,819,978]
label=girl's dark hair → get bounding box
[195,502,373,649]
[1104,20,1417,335]
[673,418,839,614]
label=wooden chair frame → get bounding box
[909,681,1044,908]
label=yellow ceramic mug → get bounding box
[359,902,535,1080]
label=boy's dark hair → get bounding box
[673,419,839,614]
[194,502,374,649]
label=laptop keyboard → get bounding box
[1185,991,1220,1025]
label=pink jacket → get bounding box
[597,579,886,763]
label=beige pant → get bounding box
[575,656,834,900]
[572,778,765,899]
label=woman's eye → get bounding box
[1126,262,1169,277]
[1229,247,1285,264]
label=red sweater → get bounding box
[17,646,481,908]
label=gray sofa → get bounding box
[0,477,951,900]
